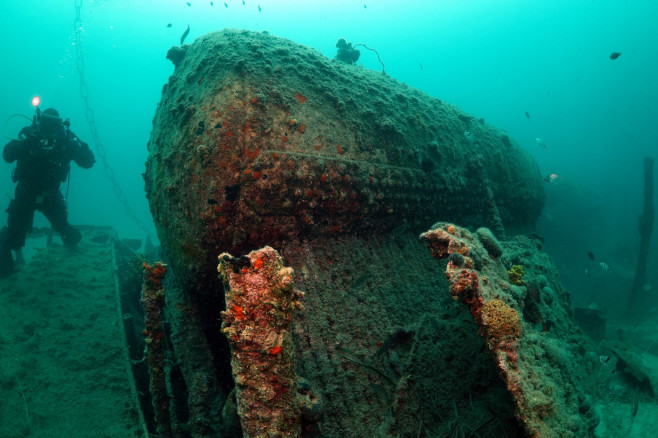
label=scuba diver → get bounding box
[0,105,95,277]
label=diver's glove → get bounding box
[18,126,40,141]
[26,134,42,150]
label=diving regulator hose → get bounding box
[2,114,33,141]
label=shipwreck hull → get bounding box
[144,30,556,437]
[145,29,544,294]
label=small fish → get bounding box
[186,1,191,5]
[243,0,245,4]
[600,262,610,272]
[588,251,594,261]
[599,355,611,364]
[419,62,424,71]
[609,52,621,60]
[224,1,228,7]
[364,3,367,7]
[585,268,590,278]
[536,137,546,148]
[543,173,559,183]
[211,1,214,5]
[166,23,172,28]
[180,24,190,45]
[464,131,475,144]
[525,111,530,119]
[258,4,261,11]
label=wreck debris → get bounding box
[420,223,597,437]
[335,38,360,64]
[144,29,550,435]
[629,156,654,310]
[218,246,306,438]
[475,226,503,258]
[141,261,172,437]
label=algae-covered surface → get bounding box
[419,223,601,437]
[0,227,143,438]
[1,26,654,438]
[282,231,523,436]
[141,29,658,437]
[143,30,547,435]
[145,29,544,298]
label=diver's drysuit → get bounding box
[0,108,95,276]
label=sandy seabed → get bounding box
[0,227,143,438]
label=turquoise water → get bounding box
[1,0,656,245]
[1,1,657,435]
[3,0,657,340]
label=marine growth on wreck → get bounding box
[2,4,656,437]
[139,29,605,437]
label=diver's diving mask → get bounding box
[39,108,63,138]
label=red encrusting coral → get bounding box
[218,246,306,438]
[141,261,171,437]
[294,92,307,104]
[143,261,167,289]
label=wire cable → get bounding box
[73,0,151,235]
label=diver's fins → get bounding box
[0,227,14,277]
[14,249,25,267]
[61,224,82,248]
